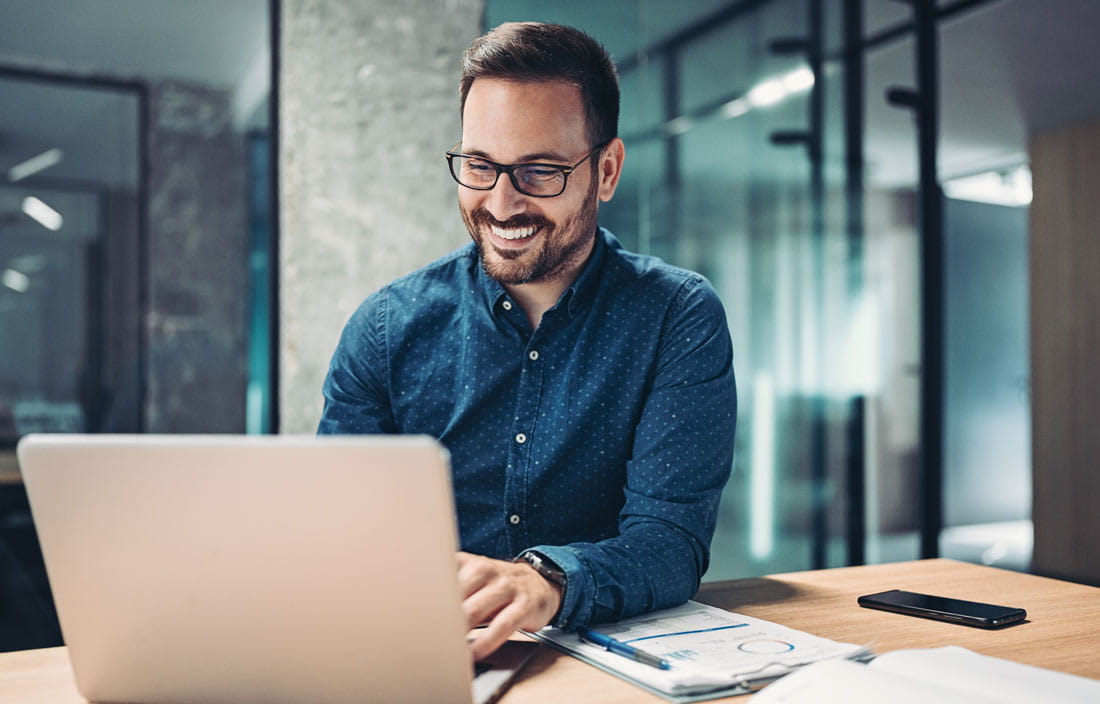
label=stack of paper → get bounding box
[531,601,870,702]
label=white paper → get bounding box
[752,658,1001,704]
[533,601,866,697]
[873,646,1100,703]
[753,646,1100,704]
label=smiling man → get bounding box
[318,22,737,660]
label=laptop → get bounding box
[17,434,535,704]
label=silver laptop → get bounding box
[17,434,534,704]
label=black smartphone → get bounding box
[858,589,1026,628]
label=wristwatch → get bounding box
[515,550,567,606]
[515,550,567,624]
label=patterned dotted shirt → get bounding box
[318,229,737,629]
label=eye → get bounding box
[520,165,563,182]
[463,159,494,173]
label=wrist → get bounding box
[514,550,567,623]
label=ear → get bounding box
[596,138,625,202]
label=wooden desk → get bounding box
[2,559,1097,703]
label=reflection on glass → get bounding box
[1,185,100,439]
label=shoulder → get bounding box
[383,243,478,297]
[349,243,479,320]
[600,231,721,310]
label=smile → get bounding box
[490,224,538,241]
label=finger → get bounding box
[455,553,493,598]
[462,578,511,629]
[468,602,526,661]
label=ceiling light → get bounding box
[1,269,30,293]
[656,65,815,138]
[943,166,1032,207]
[781,67,815,93]
[746,79,788,108]
[22,196,64,231]
[721,98,750,119]
[8,148,63,182]
[664,115,696,136]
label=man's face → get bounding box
[458,78,607,286]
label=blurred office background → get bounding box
[1,0,1098,651]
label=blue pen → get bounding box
[580,629,671,670]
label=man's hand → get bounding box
[456,551,563,660]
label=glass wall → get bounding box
[487,0,1037,579]
[488,0,870,578]
[0,76,142,445]
[0,0,272,651]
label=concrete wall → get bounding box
[279,0,484,433]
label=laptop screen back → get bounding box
[18,434,474,704]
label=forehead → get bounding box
[461,78,589,161]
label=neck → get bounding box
[506,236,595,330]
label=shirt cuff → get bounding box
[525,544,594,630]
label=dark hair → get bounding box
[459,22,619,148]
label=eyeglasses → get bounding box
[445,142,607,198]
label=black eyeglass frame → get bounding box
[445,141,608,198]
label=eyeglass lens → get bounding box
[450,156,566,197]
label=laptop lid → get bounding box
[18,434,476,704]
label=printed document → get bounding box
[530,601,868,702]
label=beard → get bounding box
[461,175,599,286]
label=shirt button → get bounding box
[515,433,527,444]
[528,350,539,361]
[502,300,513,311]
[509,514,521,525]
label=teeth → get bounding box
[490,225,536,240]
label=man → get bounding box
[318,22,736,660]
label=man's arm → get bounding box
[317,293,397,435]
[528,275,736,629]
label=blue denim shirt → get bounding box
[318,229,736,629]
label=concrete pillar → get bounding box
[146,81,248,433]
[279,0,484,433]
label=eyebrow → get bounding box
[462,148,572,164]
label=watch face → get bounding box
[523,552,566,587]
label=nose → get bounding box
[483,172,528,221]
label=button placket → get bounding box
[504,330,550,555]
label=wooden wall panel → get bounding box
[1029,116,1100,586]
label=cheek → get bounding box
[457,181,491,209]
[457,189,478,212]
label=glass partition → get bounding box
[0,75,142,446]
[488,0,869,578]
[0,0,272,651]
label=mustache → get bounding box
[469,209,551,230]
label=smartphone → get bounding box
[858,589,1026,628]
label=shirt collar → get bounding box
[562,227,611,317]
